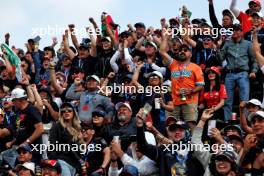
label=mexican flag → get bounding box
[1,43,22,82]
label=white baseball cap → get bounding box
[247,99,263,108]
[11,88,27,100]
[86,75,100,83]
[115,102,132,112]
[148,71,163,80]
[16,162,35,174]
[248,111,264,122]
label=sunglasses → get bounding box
[180,48,189,52]
[203,38,212,42]
[61,108,73,113]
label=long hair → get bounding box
[58,108,83,143]
[204,71,221,92]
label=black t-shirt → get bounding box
[83,138,107,175]
[15,103,42,145]
[71,56,99,77]
[42,101,59,124]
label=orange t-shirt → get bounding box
[169,60,204,105]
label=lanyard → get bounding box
[203,49,213,63]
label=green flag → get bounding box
[1,43,22,81]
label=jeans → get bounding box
[224,71,249,121]
[0,146,18,168]
[58,159,76,176]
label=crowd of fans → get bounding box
[0,0,264,175]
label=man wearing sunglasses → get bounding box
[230,0,263,33]
[160,32,205,131]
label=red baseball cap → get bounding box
[208,66,221,76]
[249,0,261,7]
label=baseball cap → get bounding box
[180,44,191,50]
[79,43,89,50]
[120,31,132,39]
[148,71,163,80]
[165,116,177,126]
[11,88,27,100]
[41,160,62,174]
[222,9,234,20]
[145,41,158,50]
[222,125,243,137]
[168,120,188,131]
[60,102,75,109]
[134,22,146,29]
[249,0,261,6]
[86,75,100,83]
[102,36,111,42]
[16,144,32,153]
[251,12,263,18]
[16,162,35,174]
[248,111,264,122]
[92,105,106,117]
[208,66,221,76]
[246,99,263,108]
[115,102,132,112]
[215,151,237,163]
[228,135,244,144]
[80,121,94,130]
[233,23,242,31]
[191,18,205,25]
[120,165,139,176]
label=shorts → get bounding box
[174,103,198,122]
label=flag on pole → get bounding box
[1,43,22,82]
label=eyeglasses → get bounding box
[61,108,73,113]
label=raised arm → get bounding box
[69,24,80,50]
[87,27,97,57]
[63,30,75,60]
[208,0,221,28]
[239,101,253,133]
[252,27,264,67]
[159,29,173,66]
[49,63,64,95]
[131,62,144,88]
[230,0,240,18]
[110,49,121,73]
[89,17,102,46]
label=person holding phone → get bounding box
[191,109,238,175]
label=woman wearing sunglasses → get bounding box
[48,102,83,176]
[199,66,227,121]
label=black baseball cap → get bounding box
[222,9,234,20]
[232,24,242,31]
[41,160,62,174]
[134,22,146,29]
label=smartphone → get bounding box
[113,136,120,143]
[142,103,152,120]
[207,120,216,137]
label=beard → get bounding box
[177,53,187,61]
[118,115,127,122]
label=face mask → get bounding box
[118,115,127,122]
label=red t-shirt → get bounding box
[238,11,264,33]
[200,84,228,108]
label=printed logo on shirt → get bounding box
[171,70,192,79]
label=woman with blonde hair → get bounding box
[48,102,83,176]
